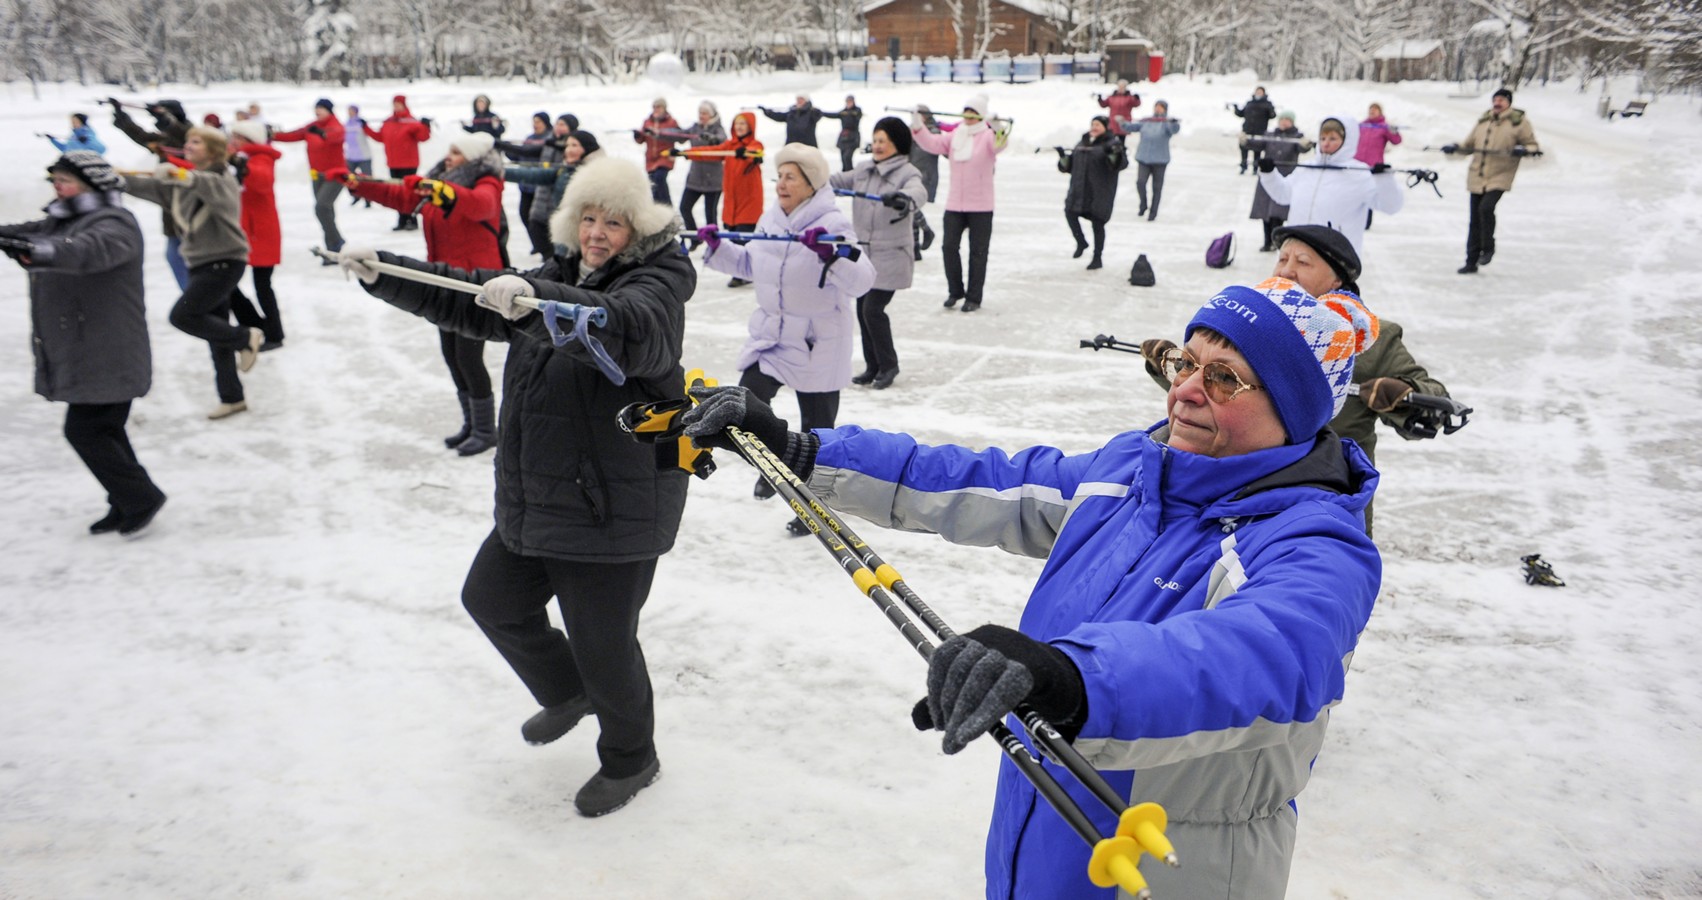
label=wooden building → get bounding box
[1372,39,1445,82]
[863,0,1066,60]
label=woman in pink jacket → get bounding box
[1355,102,1402,229]
[910,94,1009,313]
[697,143,875,534]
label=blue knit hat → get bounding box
[315,97,334,113]
[1186,278,1379,442]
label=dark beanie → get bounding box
[315,97,334,113]
[873,116,912,155]
[558,113,579,132]
[533,110,551,127]
[1493,88,1513,103]
[569,130,600,155]
[1271,224,1362,294]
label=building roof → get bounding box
[865,0,1068,19]
[1372,39,1444,60]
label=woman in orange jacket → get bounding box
[694,111,764,286]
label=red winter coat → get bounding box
[701,111,764,227]
[349,172,504,271]
[233,141,282,267]
[273,115,347,176]
[365,102,432,170]
[634,113,680,172]
[1098,91,1142,136]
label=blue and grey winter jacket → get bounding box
[49,126,106,154]
[807,421,1380,899]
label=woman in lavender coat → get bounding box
[699,143,875,533]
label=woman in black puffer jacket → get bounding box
[337,156,693,819]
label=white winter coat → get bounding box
[1256,113,1403,256]
[704,185,876,393]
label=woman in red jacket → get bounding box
[365,94,433,231]
[227,120,285,349]
[695,111,764,287]
[328,132,506,456]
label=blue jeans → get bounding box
[165,236,190,290]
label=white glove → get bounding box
[475,274,534,321]
[337,246,381,284]
[910,111,924,130]
[154,162,183,180]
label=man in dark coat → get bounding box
[822,94,864,171]
[336,156,692,819]
[1058,116,1126,270]
[760,95,824,147]
[1,152,167,536]
[1233,86,1277,174]
[106,97,193,288]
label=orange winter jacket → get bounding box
[701,112,765,228]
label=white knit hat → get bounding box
[450,131,496,160]
[963,94,990,118]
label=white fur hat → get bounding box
[773,142,830,192]
[550,155,677,252]
[450,131,496,160]
[229,119,268,145]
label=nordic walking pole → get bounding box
[718,424,1178,897]
[308,247,605,317]
[1078,334,1143,354]
[723,420,1142,825]
[695,231,854,244]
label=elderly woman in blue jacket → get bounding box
[680,277,1382,899]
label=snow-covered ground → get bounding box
[2,69,1700,899]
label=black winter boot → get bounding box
[521,696,594,745]
[574,757,661,817]
[444,391,473,448]
[456,395,498,456]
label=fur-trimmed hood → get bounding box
[548,154,682,264]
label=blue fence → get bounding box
[839,54,1108,84]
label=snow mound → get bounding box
[646,52,687,88]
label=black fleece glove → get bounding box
[679,385,820,476]
[1257,157,1276,173]
[912,624,1086,755]
[881,192,911,211]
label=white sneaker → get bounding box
[238,328,263,373]
[208,401,248,420]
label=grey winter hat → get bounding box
[48,151,124,192]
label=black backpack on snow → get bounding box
[1128,253,1155,287]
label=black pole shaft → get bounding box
[726,427,1130,826]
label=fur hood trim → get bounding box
[549,155,681,262]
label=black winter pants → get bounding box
[1466,189,1505,264]
[229,266,283,344]
[1065,215,1106,260]
[839,144,856,171]
[63,401,164,517]
[856,288,898,375]
[462,530,660,778]
[169,259,249,403]
[438,329,492,399]
[389,167,418,228]
[739,366,838,433]
[679,188,721,234]
[941,210,993,305]
[1136,162,1167,218]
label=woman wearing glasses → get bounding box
[676,278,1382,899]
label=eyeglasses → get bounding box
[1160,349,1264,403]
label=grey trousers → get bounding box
[312,178,344,250]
